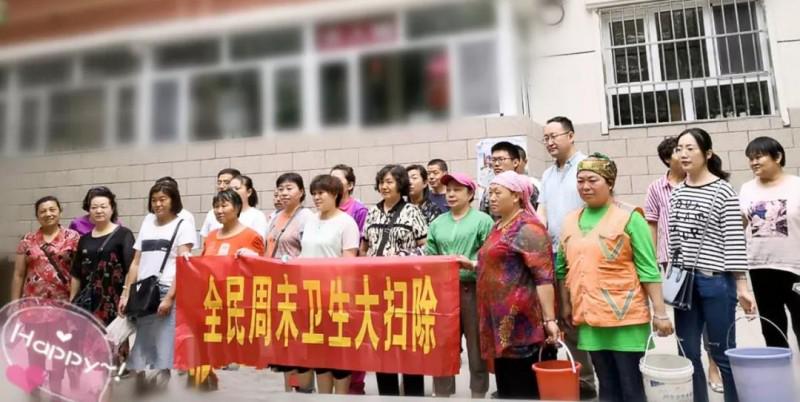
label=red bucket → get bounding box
[532,340,582,401]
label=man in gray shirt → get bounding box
[538,116,595,399]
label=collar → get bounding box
[555,151,585,169]
[377,199,406,215]
[660,172,673,189]
[339,197,354,211]
[36,226,65,244]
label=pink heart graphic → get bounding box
[5,364,46,393]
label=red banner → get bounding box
[174,256,461,376]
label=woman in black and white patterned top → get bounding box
[668,128,755,402]
[360,164,427,397]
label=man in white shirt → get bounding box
[199,168,241,243]
[537,116,595,399]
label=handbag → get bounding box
[73,226,121,312]
[125,219,183,319]
[663,183,721,310]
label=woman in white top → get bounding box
[229,175,269,241]
[119,180,196,393]
[300,174,360,394]
[740,136,800,348]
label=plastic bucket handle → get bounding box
[538,339,578,374]
[725,314,790,349]
[642,331,689,368]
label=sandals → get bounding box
[709,381,724,393]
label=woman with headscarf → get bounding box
[557,153,673,402]
[476,171,559,399]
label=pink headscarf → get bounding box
[490,171,535,216]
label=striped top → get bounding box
[667,179,747,273]
[644,173,675,264]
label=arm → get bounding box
[536,283,560,343]
[70,278,81,301]
[627,212,674,335]
[515,223,560,340]
[158,244,192,316]
[11,254,27,301]
[118,250,142,316]
[554,249,573,329]
[359,239,369,256]
[648,222,658,250]
[343,249,357,258]
[721,194,755,313]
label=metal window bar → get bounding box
[601,0,775,127]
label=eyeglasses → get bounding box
[540,131,572,144]
[491,157,514,164]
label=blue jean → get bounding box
[674,273,738,402]
[589,350,646,402]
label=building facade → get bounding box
[0,0,799,261]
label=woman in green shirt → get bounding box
[556,153,673,402]
[426,173,493,398]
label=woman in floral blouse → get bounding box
[476,171,559,399]
[11,195,80,394]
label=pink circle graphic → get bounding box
[1,298,114,402]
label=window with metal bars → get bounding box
[600,0,776,128]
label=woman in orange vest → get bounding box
[556,153,673,402]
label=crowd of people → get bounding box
[9,115,799,402]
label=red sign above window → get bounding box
[316,16,397,51]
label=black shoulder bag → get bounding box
[72,226,121,312]
[125,219,183,319]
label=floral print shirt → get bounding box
[476,211,554,359]
[16,227,79,301]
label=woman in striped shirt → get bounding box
[668,128,756,402]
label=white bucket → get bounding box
[639,333,694,402]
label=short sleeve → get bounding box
[133,220,145,251]
[341,216,361,251]
[70,236,85,278]
[555,246,567,280]
[16,234,30,255]
[120,228,136,275]
[625,212,661,282]
[250,232,266,255]
[199,210,215,237]
[354,206,368,234]
[175,219,196,248]
[477,213,494,245]
[511,222,554,285]
[643,181,660,223]
[738,182,751,216]
[722,192,748,272]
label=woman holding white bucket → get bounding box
[556,153,674,402]
[740,136,800,348]
[668,128,756,402]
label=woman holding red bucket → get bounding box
[556,153,673,402]
[476,171,560,399]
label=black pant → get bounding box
[376,373,424,396]
[750,268,800,348]
[589,350,646,402]
[494,346,555,399]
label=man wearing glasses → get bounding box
[538,116,596,399]
[478,141,538,220]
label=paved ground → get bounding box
[3,308,798,401]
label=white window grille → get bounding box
[600,0,776,128]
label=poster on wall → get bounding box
[475,136,528,195]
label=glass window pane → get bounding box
[19,58,70,87]
[713,2,762,75]
[20,98,39,151]
[274,67,302,130]
[47,88,105,152]
[156,39,219,69]
[191,70,261,140]
[656,8,709,80]
[610,19,649,83]
[152,81,179,142]
[117,87,136,144]
[320,62,349,126]
[83,48,139,79]
[612,90,683,126]
[406,1,495,39]
[693,81,770,120]
[459,40,498,115]
[231,28,302,61]
[360,47,449,126]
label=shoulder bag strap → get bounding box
[375,201,406,257]
[39,243,71,286]
[269,209,302,258]
[687,182,723,272]
[158,219,184,276]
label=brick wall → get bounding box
[3,112,799,261]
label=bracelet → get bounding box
[543,319,558,324]
[653,315,670,321]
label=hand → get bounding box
[544,320,561,344]
[181,252,192,262]
[455,256,475,270]
[157,297,173,316]
[652,317,674,337]
[235,248,258,258]
[738,289,757,315]
[559,305,574,331]
[117,294,128,317]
